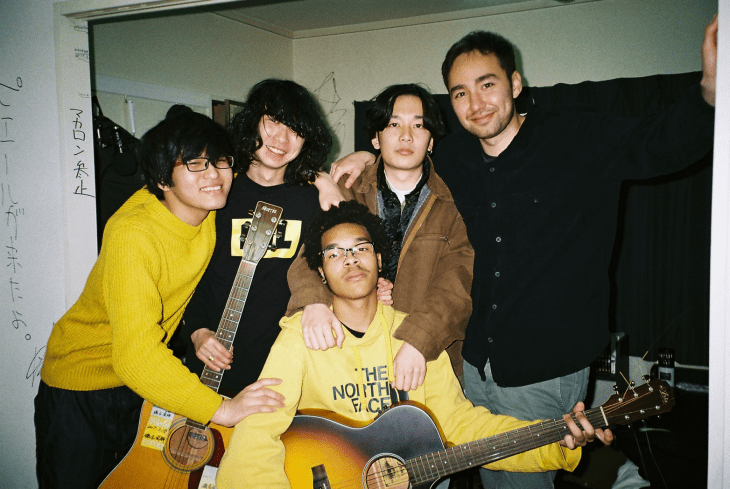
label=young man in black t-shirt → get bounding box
[180,79,333,396]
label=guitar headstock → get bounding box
[601,378,675,426]
[241,201,283,263]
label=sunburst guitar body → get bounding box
[282,379,675,489]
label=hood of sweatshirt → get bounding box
[280,302,401,412]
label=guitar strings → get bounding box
[163,423,204,488]
[317,385,663,488]
[152,212,277,488]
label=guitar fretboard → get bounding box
[199,260,257,392]
[405,409,606,483]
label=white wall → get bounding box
[709,3,730,485]
[293,0,717,158]
[91,11,292,136]
[0,0,70,486]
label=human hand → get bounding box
[330,152,376,188]
[211,378,285,427]
[192,328,233,372]
[701,14,718,106]
[392,342,427,391]
[376,278,394,305]
[313,172,345,210]
[559,402,614,449]
[302,303,344,350]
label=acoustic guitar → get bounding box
[99,201,283,489]
[282,379,674,489]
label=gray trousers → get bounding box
[463,359,589,489]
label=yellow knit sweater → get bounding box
[41,189,222,424]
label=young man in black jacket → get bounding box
[324,15,718,489]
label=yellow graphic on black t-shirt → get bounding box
[230,218,301,259]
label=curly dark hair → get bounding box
[441,31,517,89]
[364,83,446,143]
[137,111,234,200]
[229,79,333,185]
[302,201,390,271]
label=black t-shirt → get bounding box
[181,174,320,395]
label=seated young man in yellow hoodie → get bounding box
[35,111,284,489]
[216,201,612,489]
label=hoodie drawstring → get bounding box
[350,306,396,408]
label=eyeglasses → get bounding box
[321,241,375,261]
[176,156,234,172]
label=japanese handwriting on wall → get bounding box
[2,75,43,386]
[70,107,94,198]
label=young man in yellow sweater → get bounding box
[216,201,612,489]
[35,111,285,489]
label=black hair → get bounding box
[441,31,517,89]
[165,104,194,120]
[302,201,390,271]
[137,111,235,200]
[364,84,446,143]
[229,79,333,185]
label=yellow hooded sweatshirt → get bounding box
[217,303,580,488]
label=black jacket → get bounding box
[434,85,714,387]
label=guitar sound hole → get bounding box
[164,425,214,472]
[184,428,209,449]
[365,455,409,489]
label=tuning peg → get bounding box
[276,221,287,237]
[612,384,619,394]
[642,374,651,382]
[240,222,251,246]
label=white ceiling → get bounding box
[216,0,598,39]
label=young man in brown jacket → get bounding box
[287,84,473,387]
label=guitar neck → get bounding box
[405,408,606,484]
[199,260,257,393]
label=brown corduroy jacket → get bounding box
[286,157,474,376]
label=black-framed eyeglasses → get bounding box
[321,241,375,261]
[176,156,234,172]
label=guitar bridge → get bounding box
[311,464,331,489]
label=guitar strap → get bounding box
[390,385,409,405]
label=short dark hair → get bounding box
[364,84,446,142]
[137,112,234,200]
[302,201,390,271]
[229,79,333,185]
[441,31,517,89]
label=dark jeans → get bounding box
[34,381,143,489]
